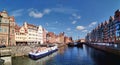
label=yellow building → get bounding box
[0,10,15,46]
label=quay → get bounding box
[0,48,11,57]
[85,43,120,56]
[0,48,12,65]
[0,43,66,57]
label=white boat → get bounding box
[29,45,58,60]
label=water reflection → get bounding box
[12,51,58,65]
[84,44,120,65]
[11,44,120,65]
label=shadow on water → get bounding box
[84,44,120,65]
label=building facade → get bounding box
[46,32,56,43]
[0,10,15,46]
[15,24,27,45]
[43,28,47,44]
[46,32,66,44]
[15,22,44,45]
[85,9,120,44]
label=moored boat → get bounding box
[0,59,4,65]
[29,45,58,60]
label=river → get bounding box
[12,44,120,65]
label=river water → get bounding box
[12,44,120,65]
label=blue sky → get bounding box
[0,0,120,40]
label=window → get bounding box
[12,30,14,34]
[0,27,3,32]
[4,28,7,32]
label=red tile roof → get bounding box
[15,24,21,32]
[27,23,37,28]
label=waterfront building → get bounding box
[85,9,120,44]
[46,32,66,44]
[15,24,27,45]
[37,25,44,44]
[114,9,120,43]
[46,32,56,43]
[15,22,44,45]
[0,10,15,46]
[43,28,48,44]
[56,32,65,44]
[64,36,73,44]
[108,16,115,43]
[103,21,109,42]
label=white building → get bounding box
[15,22,44,45]
[15,24,27,45]
[37,25,43,44]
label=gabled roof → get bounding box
[15,24,21,32]
[27,23,37,28]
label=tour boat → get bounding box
[29,45,58,60]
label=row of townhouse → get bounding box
[0,10,47,46]
[85,9,120,44]
[46,32,73,44]
[15,22,47,45]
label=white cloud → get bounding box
[43,9,51,14]
[28,8,51,18]
[29,11,43,18]
[76,26,85,30]
[72,13,81,19]
[52,7,79,14]
[82,30,88,32]
[66,28,71,31]
[10,9,24,17]
[72,21,77,24]
[89,22,97,27]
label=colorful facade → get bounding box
[43,28,47,43]
[15,22,44,45]
[0,10,16,46]
[85,9,120,43]
[46,32,66,44]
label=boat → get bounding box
[29,45,58,60]
[68,42,74,47]
[0,59,4,65]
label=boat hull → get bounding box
[29,49,58,60]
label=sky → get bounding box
[0,0,120,40]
